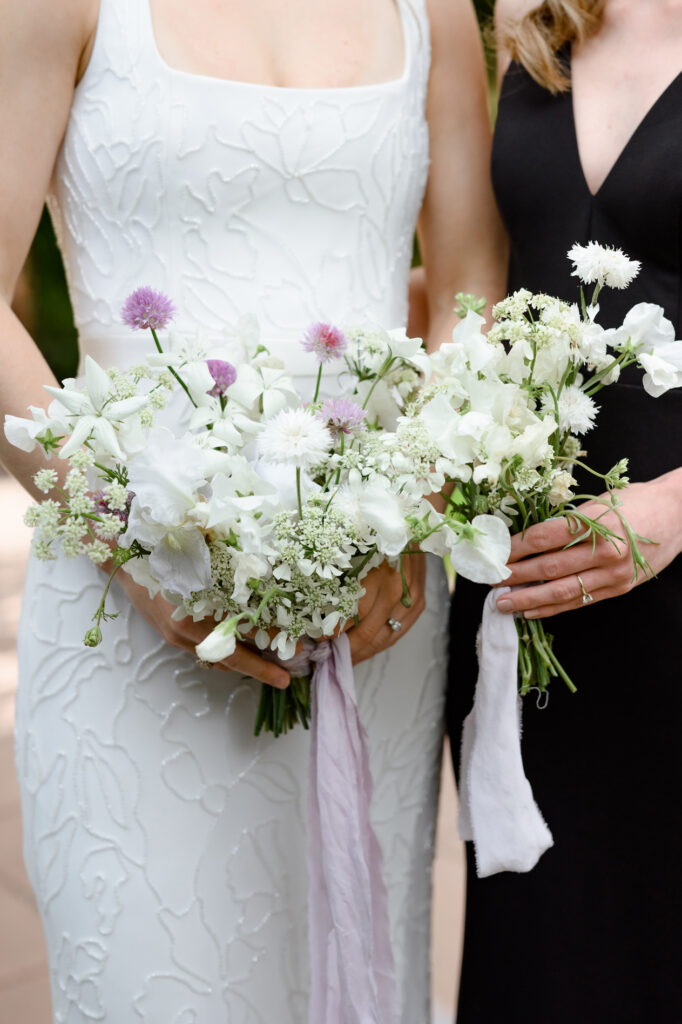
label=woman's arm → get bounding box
[417,0,508,350]
[0,0,290,688]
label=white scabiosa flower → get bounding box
[257,408,332,470]
[567,242,641,290]
[553,385,598,435]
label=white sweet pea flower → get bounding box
[447,515,512,585]
[419,394,490,480]
[195,619,238,662]
[123,427,212,598]
[385,327,432,377]
[604,302,675,352]
[231,551,270,605]
[204,458,279,534]
[639,345,682,397]
[510,415,558,466]
[3,399,69,454]
[336,476,410,557]
[44,356,148,460]
[227,362,298,418]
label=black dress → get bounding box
[447,58,682,1023]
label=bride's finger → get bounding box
[508,519,575,562]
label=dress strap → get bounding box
[398,0,431,99]
[77,0,159,88]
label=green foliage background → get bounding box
[20,0,495,382]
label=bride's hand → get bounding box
[116,570,291,688]
[345,553,426,665]
[494,470,682,620]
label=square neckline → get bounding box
[143,0,412,95]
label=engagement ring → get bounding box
[387,617,403,633]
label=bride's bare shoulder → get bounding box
[0,0,99,82]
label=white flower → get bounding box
[335,476,409,557]
[553,386,598,435]
[257,408,332,470]
[195,620,238,663]
[548,470,576,506]
[4,399,69,454]
[43,356,148,460]
[447,515,512,585]
[639,346,682,397]
[567,242,641,290]
[33,468,58,494]
[227,362,298,419]
[604,303,675,352]
[123,428,212,598]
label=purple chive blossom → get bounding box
[121,287,176,331]
[301,322,348,363]
[206,359,237,398]
[318,397,366,434]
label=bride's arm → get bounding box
[0,0,290,689]
[416,0,508,349]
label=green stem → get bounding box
[361,355,395,411]
[150,327,198,409]
[312,364,323,404]
[296,467,303,519]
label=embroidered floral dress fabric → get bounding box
[15,1,448,1021]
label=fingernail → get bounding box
[497,598,513,612]
[276,673,290,688]
[524,610,539,620]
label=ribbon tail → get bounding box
[307,633,398,1024]
[458,589,554,878]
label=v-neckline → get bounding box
[569,51,682,199]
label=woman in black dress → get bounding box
[447,1,682,1021]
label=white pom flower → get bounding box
[567,242,641,290]
[257,409,332,470]
[553,386,598,435]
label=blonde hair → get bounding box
[498,1,606,94]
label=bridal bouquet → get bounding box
[428,243,682,695]
[5,293,513,736]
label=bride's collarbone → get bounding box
[147,0,405,89]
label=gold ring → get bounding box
[577,575,593,605]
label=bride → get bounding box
[0,0,504,1019]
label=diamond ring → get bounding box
[387,617,403,633]
[577,575,593,605]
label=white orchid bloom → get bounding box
[447,515,512,585]
[3,399,70,454]
[43,356,148,460]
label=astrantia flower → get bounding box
[206,359,237,397]
[121,287,176,331]
[567,242,640,290]
[301,322,348,363]
[318,397,366,434]
[257,409,332,470]
[553,385,599,435]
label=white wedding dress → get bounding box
[15,1,449,1020]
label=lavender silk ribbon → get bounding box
[458,589,554,878]
[288,635,398,1024]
